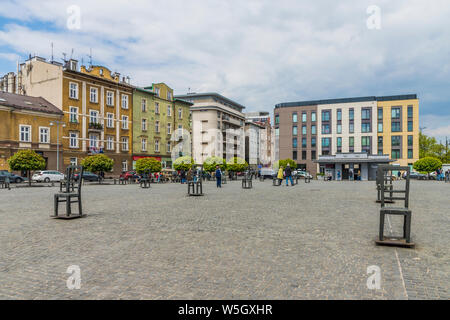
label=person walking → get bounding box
[285,164,294,186]
[215,165,222,188]
[277,166,284,186]
[186,168,193,183]
[180,169,186,184]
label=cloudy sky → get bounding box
[0,0,449,142]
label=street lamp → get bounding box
[50,120,66,172]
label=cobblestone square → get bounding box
[0,179,448,299]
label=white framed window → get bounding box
[122,160,128,172]
[106,113,114,128]
[167,123,171,135]
[90,87,98,103]
[106,91,114,106]
[106,136,114,150]
[19,125,31,142]
[69,82,79,99]
[178,107,183,119]
[121,137,129,151]
[90,110,99,124]
[70,157,78,166]
[155,102,160,114]
[89,134,99,149]
[141,138,147,152]
[69,132,79,148]
[69,106,78,123]
[155,121,160,133]
[167,91,172,100]
[39,127,50,144]
[122,116,129,129]
[167,105,172,116]
[142,99,147,112]
[167,142,171,153]
[154,139,159,152]
[121,94,129,109]
[142,118,147,131]
[155,87,160,97]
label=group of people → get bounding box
[276,164,295,186]
[436,168,449,181]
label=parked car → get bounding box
[74,171,100,182]
[120,171,140,180]
[404,171,427,180]
[260,168,275,179]
[296,170,313,179]
[32,171,64,183]
[0,170,26,183]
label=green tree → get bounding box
[278,159,297,170]
[81,154,114,182]
[8,149,46,186]
[203,156,227,173]
[419,131,449,162]
[173,156,194,171]
[226,157,248,172]
[413,157,442,176]
[135,158,161,174]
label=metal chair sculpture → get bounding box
[376,167,394,203]
[60,166,77,193]
[188,179,203,196]
[0,175,11,190]
[272,177,281,186]
[242,173,253,189]
[52,165,86,219]
[376,166,414,248]
[222,173,227,185]
[140,170,151,189]
[305,172,311,183]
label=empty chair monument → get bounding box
[52,165,86,219]
[376,165,414,248]
[376,167,394,203]
[140,170,151,189]
[242,172,253,189]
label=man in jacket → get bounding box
[285,164,294,186]
[215,165,222,188]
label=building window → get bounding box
[378,123,383,133]
[121,137,129,151]
[392,136,401,147]
[89,134,99,149]
[90,87,98,103]
[391,107,401,119]
[178,108,183,119]
[122,161,128,172]
[293,151,297,160]
[311,150,316,160]
[167,142,171,153]
[302,113,307,122]
[121,94,129,109]
[292,138,298,148]
[337,137,342,153]
[408,135,413,147]
[322,110,330,121]
[302,137,307,148]
[275,128,279,136]
[408,149,413,159]
[301,125,306,135]
[311,112,316,122]
[155,102,160,114]
[378,108,383,120]
[349,137,355,148]
[69,132,79,148]
[107,136,114,150]
[142,119,147,131]
[154,139,160,152]
[349,108,354,121]
[408,120,413,132]
[167,123,172,135]
[408,105,413,118]
[392,149,401,159]
[337,124,342,134]
[69,82,78,99]
[19,125,31,142]
[322,124,330,134]
[141,138,147,152]
[275,115,279,124]
[155,121,160,133]
[302,150,307,160]
[311,125,316,135]
[292,113,298,123]
[311,137,316,147]
[167,105,172,117]
[167,91,172,100]
[107,113,114,128]
[362,108,371,120]
[122,116,129,130]
[349,123,354,134]
[392,122,401,132]
[322,138,330,147]
[39,127,49,144]
[141,99,147,112]
[154,87,160,97]
[361,136,371,153]
[362,123,371,133]
[69,106,78,123]
[337,109,342,121]
[106,91,114,106]
[70,158,77,166]
[90,110,99,124]
[292,126,297,136]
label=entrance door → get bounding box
[342,166,349,180]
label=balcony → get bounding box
[88,122,104,132]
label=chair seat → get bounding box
[55,192,79,198]
[380,207,411,214]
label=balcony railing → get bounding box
[89,122,104,131]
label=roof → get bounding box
[314,153,395,164]
[175,92,246,112]
[275,94,418,108]
[0,92,63,115]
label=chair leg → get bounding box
[403,215,407,239]
[379,212,385,241]
[66,197,71,217]
[54,195,59,217]
[78,196,82,216]
[405,213,411,243]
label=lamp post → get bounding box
[50,120,66,172]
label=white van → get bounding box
[260,168,275,178]
[32,171,64,183]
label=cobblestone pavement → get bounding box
[0,179,448,300]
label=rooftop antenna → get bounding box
[62,52,67,62]
[70,48,74,60]
[51,42,54,62]
[88,48,93,67]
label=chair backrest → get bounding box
[381,165,410,208]
[67,165,84,194]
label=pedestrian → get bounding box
[277,166,284,186]
[215,165,222,188]
[180,169,186,184]
[397,171,401,180]
[337,170,341,181]
[285,164,294,186]
[187,168,192,182]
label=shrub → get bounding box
[226,157,248,172]
[413,157,442,175]
[203,157,227,172]
[81,154,114,175]
[135,158,162,174]
[8,150,46,186]
[173,156,194,171]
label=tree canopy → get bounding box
[81,154,114,174]
[226,157,248,172]
[419,131,450,163]
[274,159,297,171]
[135,158,161,174]
[413,157,442,174]
[203,156,227,172]
[173,156,194,171]
[8,150,46,186]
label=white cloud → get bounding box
[0,0,449,142]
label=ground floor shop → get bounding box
[63,151,131,176]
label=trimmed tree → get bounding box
[135,158,162,174]
[276,159,298,170]
[173,156,194,171]
[8,149,46,186]
[413,157,442,177]
[81,154,114,182]
[203,156,227,173]
[226,157,248,173]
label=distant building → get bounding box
[175,92,246,164]
[245,112,273,167]
[0,91,64,172]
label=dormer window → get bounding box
[70,60,78,71]
[99,69,103,76]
